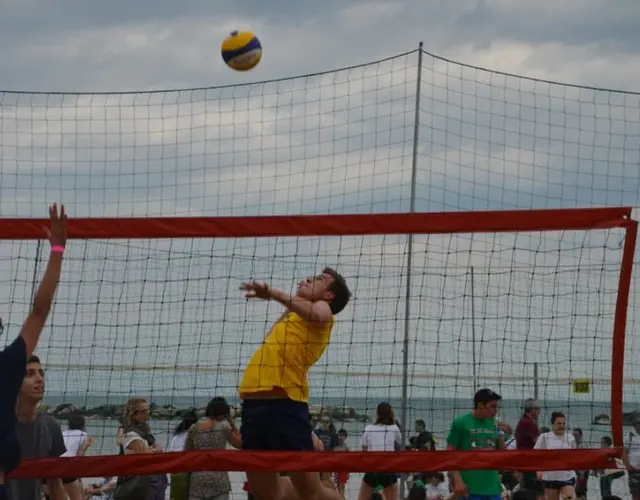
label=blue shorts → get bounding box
[241,399,314,451]
[467,495,502,500]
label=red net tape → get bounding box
[9,449,621,479]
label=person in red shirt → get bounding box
[515,399,544,498]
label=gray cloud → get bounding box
[452,0,640,54]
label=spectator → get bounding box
[61,413,93,500]
[120,398,168,499]
[410,420,436,451]
[168,410,198,452]
[515,398,543,498]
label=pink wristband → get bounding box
[51,245,65,254]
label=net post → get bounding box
[29,239,43,303]
[399,41,423,498]
[470,265,478,391]
[611,218,638,447]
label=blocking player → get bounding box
[0,204,67,500]
[238,268,351,500]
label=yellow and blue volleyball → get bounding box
[221,31,262,71]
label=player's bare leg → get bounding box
[246,473,338,500]
[283,473,341,500]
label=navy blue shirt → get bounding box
[314,428,340,451]
[0,336,27,473]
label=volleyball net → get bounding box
[1,47,640,489]
[4,207,636,481]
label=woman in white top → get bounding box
[423,473,452,500]
[60,413,93,500]
[357,402,402,500]
[534,412,577,500]
[168,409,199,452]
[121,397,168,500]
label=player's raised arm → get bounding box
[240,267,351,326]
[19,204,67,356]
[241,281,332,325]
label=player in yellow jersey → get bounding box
[239,267,351,500]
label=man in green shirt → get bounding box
[447,388,505,500]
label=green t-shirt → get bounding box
[446,413,502,496]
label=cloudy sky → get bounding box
[1,0,640,422]
[1,0,639,93]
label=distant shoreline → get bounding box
[43,402,372,423]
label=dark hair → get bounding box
[601,436,613,447]
[473,388,501,408]
[67,413,86,431]
[551,412,565,424]
[323,267,351,314]
[338,428,347,437]
[27,354,40,364]
[205,397,230,420]
[375,402,395,426]
[173,409,198,435]
[573,427,583,437]
[523,398,540,413]
[540,426,550,433]
[601,496,623,500]
[407,483,427,500]
[415,419,426,428]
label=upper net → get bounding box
[1,47,638,499]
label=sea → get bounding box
[44,394,635,499]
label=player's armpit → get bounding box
[270,290,333,326]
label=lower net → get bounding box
[3,209,632,499]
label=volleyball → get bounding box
[221,31,262,71]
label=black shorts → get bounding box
[543,477,576,490]
[241,399,313,451]
[363,473,398,489]
[521,471,544,494]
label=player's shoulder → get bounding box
[452,412,473,425]
[37,411,63,431]
[0,336,27,363]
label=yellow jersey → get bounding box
[238,311,335,403]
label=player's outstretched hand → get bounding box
[240,281,271,300]
[44,203,67,248]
